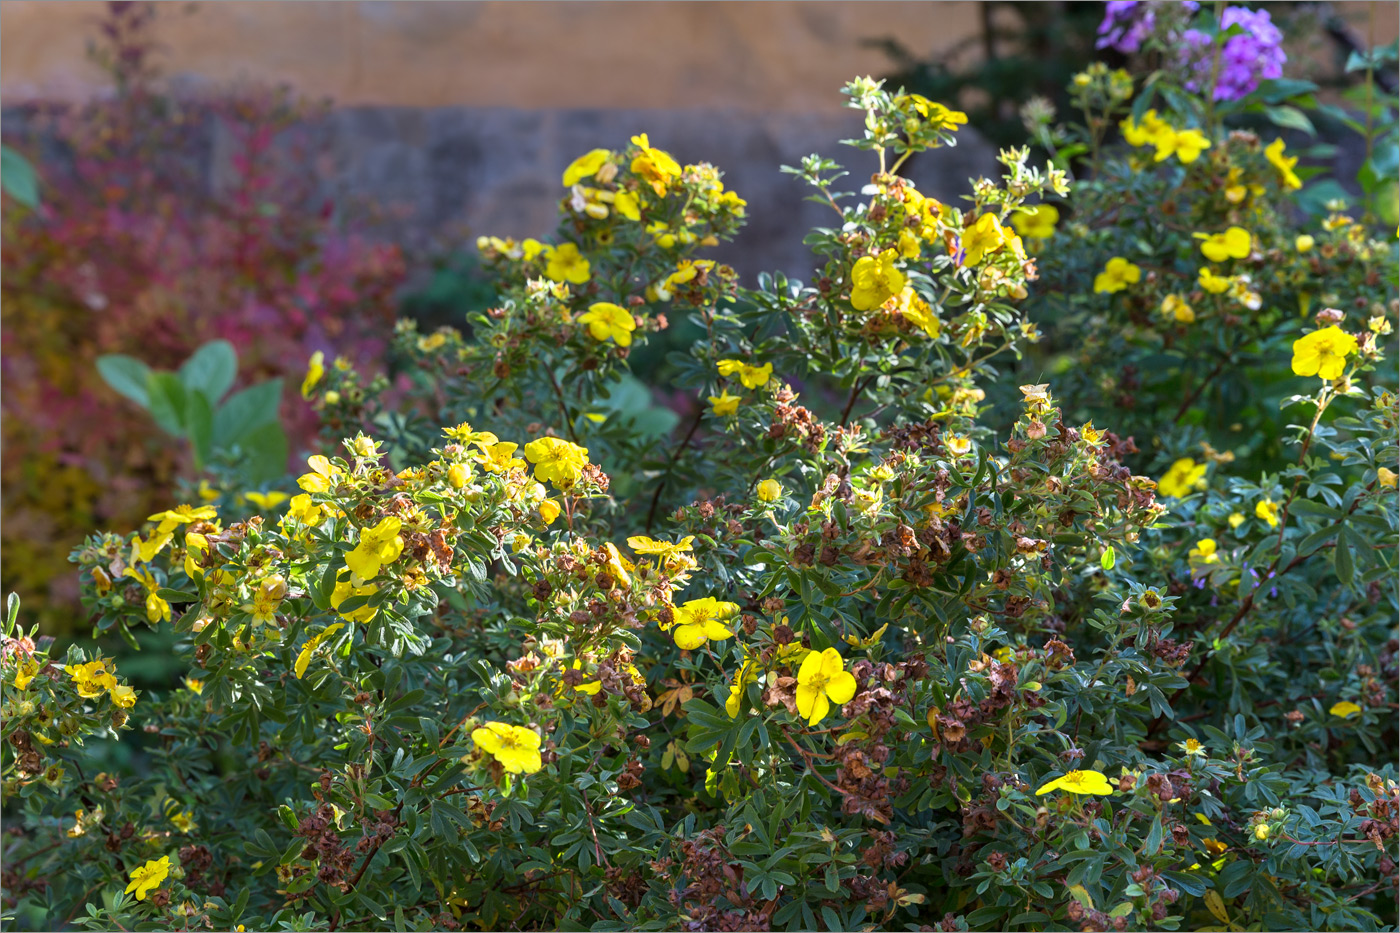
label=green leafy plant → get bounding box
[98,340,288,484]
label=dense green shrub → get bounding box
[2,14,1396,932]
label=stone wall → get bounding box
[300,105,999,280]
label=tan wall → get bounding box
[1,1,988,111]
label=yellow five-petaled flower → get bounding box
[124,855,171,902]
[577,302,636,346]
[523,437,591,489]
[795,647,858,726]
[1291,326,1357,381]
[1093,257,1141,294]
[666,597,738,650]
[716,359,773,390]
[472,721,543,774]
[345,516,404,582]
[1034,769,1114,796]
[850,249,906,309]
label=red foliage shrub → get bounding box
[1,2,405,630]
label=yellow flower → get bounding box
[1189,538,1219,564]
[1378,467,1397,488]
[148,504,218,529]
[1291,326,1357,380]
[1120,109,1171,149]
[629,133,681,196]
[1158,457,1207,498]
[243,490,289,511]
[1194,227,1252,263]
[897,227,921,260]
[756,479,783,503]
[666,597,738,650]
[124,855,171,902]
[794,647,858,726]
[476,441,524,474]
[613,189,641,222]
[301,350,325,399]
[1093,257,1141,294]
[196,479,220,503]
[1228,512,1246,529]
[1295,234,1315,253]
[296,455,342,494]
[1255,498,1280,528]
[892,286,939,337]
[960,214,1007,267]
[577,302,636,347]
[1154,127,1210,164]
[524,437,591,488]
[145,590,171,624]
[708,390,741,416]
[131,529,173,564]
[444,422,500,448]
[543,242,591,284]
[69,660,115,698]
[1010,204,1059,240]
[726,659,761,718]
[1178,738,1206,757]
[1329,700,1362,718]
[1034,769,1114,796]
[1198,267,1232,293]
[627,535,695,560]
[284,494,324,528]
[898,93,968,132]
[294,623,345,679]
[538,499,562,525]
[850,249,906,309]
[945,435,972,456]
[716,359,773,390]
[1254,824,1271,841]
[13,657,40,691]
[110,683,137,709]
[169,810,195,833]
[471,722,543,774]
[562,148,611,187]
[1265,138,1302,190]
[1161,294,1195,323]
[446,462,471,490]
[243,575,286,625]
[331,573,378,624]
[345,516,404,582]
[183,677,203,695]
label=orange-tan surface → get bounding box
[2,1,992,111]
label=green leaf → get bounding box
[213,378,284,450]
[97,355,153,408]
[1100,546,1115,571]
[146,372,189,437]
[1334,536,1354,586]
[5,593,19,632]
[237,421,290,485]
[1,144,40,209]
[185,390,214,469]
[179,340,238,405]
[1264,105,1315,136]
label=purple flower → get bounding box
[1097,2,1153,54]
[1183,6,1286,101]
[1097,1,1200,54]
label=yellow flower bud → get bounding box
[448,463,471,489]
[756,479,782,503]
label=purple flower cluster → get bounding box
[1096,1,1159,54]
[1184,6,1287,101]
[1096,2,1287,102]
